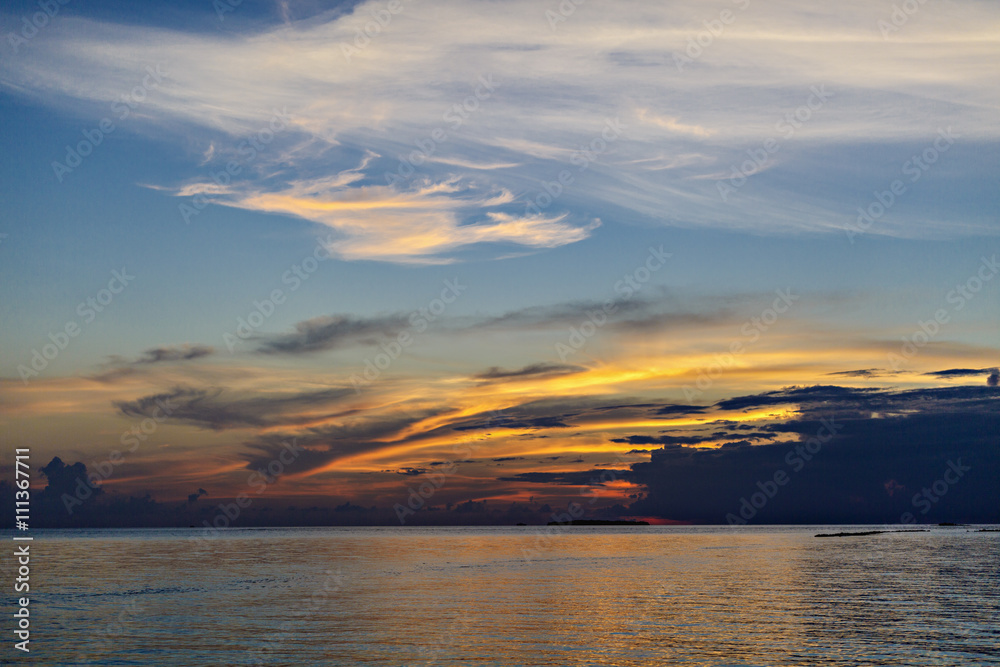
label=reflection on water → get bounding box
[9,526,1000,665]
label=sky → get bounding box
[0,0,997,528]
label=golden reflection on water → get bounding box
[19,526,1000,665]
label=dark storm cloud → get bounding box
[86,345,215,383]
[714,385,882,411]
[629,384,1000,524]
[256,314,410,354]
[473,297,652,329]
[251,290,730,358]
[612,434,714,446]
[716,385,1000,423]
[137,345,214,363]
[473,363,585,381]
[826,368,899,378]
[27,378,999,528]
[438,384,997,525]
[239,434,341,480]
[498,469,628,486]
[468,291,740,334]
[115,386,353,430]
[612,427,776,447]
[630,411,999,524]
[611,430,775,446]
[239,408,453,475]
[590,403,659,411]
[451,407,571,431]
[451,396,715,434]
[38,457,104,502]
[27,458,185,528]
[109,291,780,374]
[925,367,995,378]
[454,415,572,431]
[655,404,708,416]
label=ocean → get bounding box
[5,525,999,665]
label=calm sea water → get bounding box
[3,525,998,666]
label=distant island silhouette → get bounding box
[815,529,929,538]
[546,519,650,526]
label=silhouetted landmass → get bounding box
[547,519,649,526]
[815,529,929,537]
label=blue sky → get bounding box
[1,0,997,526]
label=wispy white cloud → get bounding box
[635,109,715,138]
[173,154,596,263]
[428,156,522,170]
[2,0,998,256]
